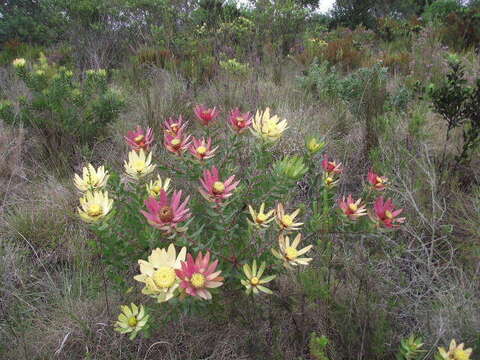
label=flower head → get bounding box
[141,190,191,233]
[338,195,367,221]
[438,339,473,360]
[134,244,187,302]
[164,133,191,156]
[367,170,388,191]
[194,105,220,126]
[248,203,275,228]
[189,137,218,160]
[12,58,26,68]
[78,191,113,223]
[372,196,405,228]
[322,154,343,175]
[199,166,240,203]
[74,163,109,192]
[146,175,171,197]
[251,107,288,142]
[241,260,275,295]
[124,149,156,180]
[323,174,340,188]
[305,136,325,154]
[275,203,303,232]
[163,116,187,136]
[114,303,149,340]
[228,108,252,133]
[124,126,154,151]
[272,233,313,269]
[176,251,223,300]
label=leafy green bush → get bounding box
[424,0,463,23]
[1,54,124,154]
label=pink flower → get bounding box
[175,251,223,300]
[367,170,388,191]
[163,116,187,136]
[228,108,252,133]
[199,166,239,203]
[338,194,367,221]
[372,196,405,228]
[164,133,191,156]
[189,137,218,160]
[125,126,154,151]
[194,105,220,126]
[141,190,191,232]
[322,154,343,175]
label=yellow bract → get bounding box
[275,203,303,232]
[241,260,275,295]
[438,340,473,360]
[146,175,171,197]
[74,163,109,192]
[248,203,275,228]
[13,58,26,68]
[134,244,187,303]
[124,149,156,180]
[114,303,149,340]
[272,233,313,269]
[251,107,288,142]
[78,191,113,223]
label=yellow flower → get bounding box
[124,149,156,180]
[248,203,275,228]
[146,175,171,197]
[12,58,26,68]
[241,260,276,295]
[438,339,473,360]
[74,163,109,192]
[272,233,313,269]
[305,136,325,154]
[275,203,303,232]
[133,244,187,303]
[78,191,113,223]
[323,173,339,188]
[251,107,288,142]
[114,303,149,340]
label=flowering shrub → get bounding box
[73,104,409,340]
[0,55,124,153]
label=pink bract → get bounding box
[175,251,223,300]
[125,126,154,151]
[163,116,187,136]
[194,105,220,126]
[322,154,343,174]
[367,170,388,191]
[189,137,218,160]
[373,196,405,228]
[164,133,191,155]
[141,190,191,232]
[199,166,240,203]
[228,108,252,133]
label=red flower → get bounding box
[228,108,252,133]
[372,196,405,228]
[189,137,218,160]
[141,190,191,232]
[194,105,220,126]
[125,126,154,151]
[163,116,187,136]
[338,194,367,220]
[322,154,343,175]
[164,133,191,156]
[175,251,223,300]
[199,166,239,203]
[367,170,388,191]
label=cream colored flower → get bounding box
[146,175,171,197]
[134,244,187,303]
[438,339,473,360]
[78,191,113,223]
[248,203,275,228]
[114,303,149,340]
[241,260,275,295]
[12,58,26,68]
[275,203,303,232]
[74,163,109,192]
[124,149,156,180]
[272,233,313,269]
[251,107,288,142]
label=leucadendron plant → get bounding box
[2,55,124,156]
[74,104,407,340]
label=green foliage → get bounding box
[395,335,426,360]
[309,333,330,360]
[424,0,463,23]
[0,54,124,154]
[428,55,480,166]
[273,155,309,181]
